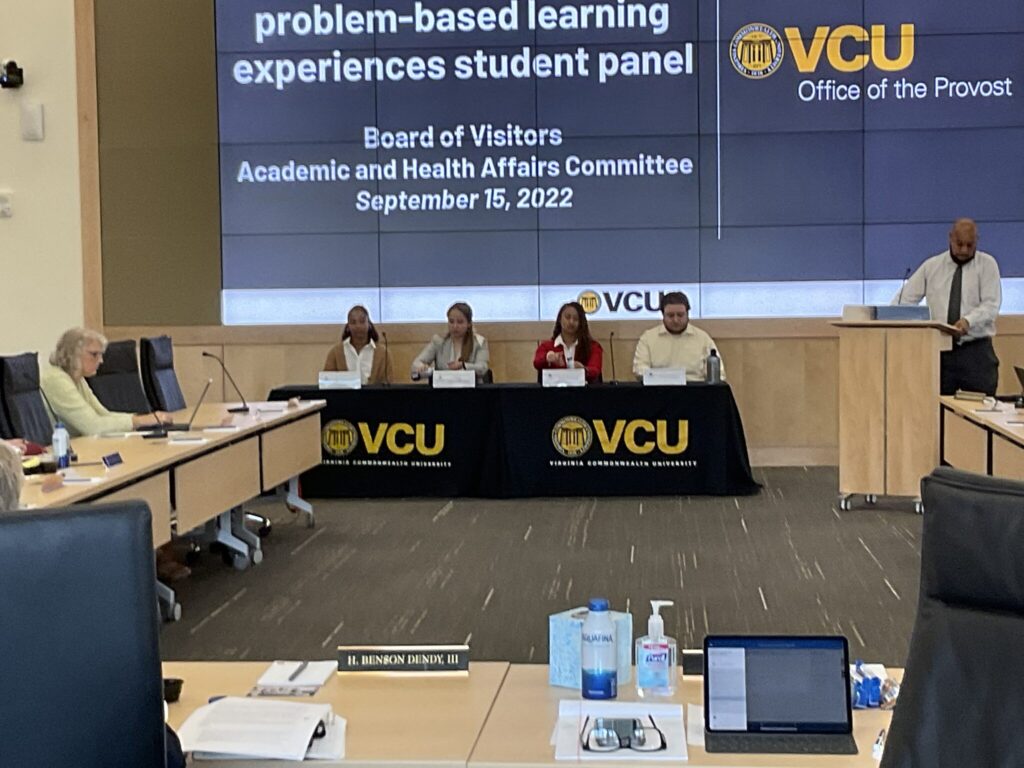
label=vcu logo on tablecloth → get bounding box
[323,419,359,456]
[552,417,690,456]
[730,23,785,79]
[552,416,593,457]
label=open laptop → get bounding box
[704,635,858,755]
[140,379,212,434]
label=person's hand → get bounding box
[132,412,170,429]
[953,318,970,337]
[5,438,27,454]
[546,351,566,367]
[412,361,428,373]
[572,361,585,369]
[446,360,463,370]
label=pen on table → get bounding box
[873,728,887,753]
[288,661,309,682]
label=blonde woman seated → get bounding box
[40,328,169,437]
[411,302,490,380]
[323,305,393,385]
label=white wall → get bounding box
[0,1,83,356]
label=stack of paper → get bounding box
[178,697,345,761]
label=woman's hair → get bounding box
[49,327,108,380]
[551,301,593,362]
[0,442,24,511]
[447,302,476,362]
[341,305,379,343]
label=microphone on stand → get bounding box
[382,332,390,387]
[608,330,617,385]
[895,266,913,305]
[202,351,250,413]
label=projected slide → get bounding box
[215,0,1024,323]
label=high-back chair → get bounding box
[880,467,1024,767]
[0,502,166,767]
[0,352,53,444]
[90,339,151,413]
[140,335,186,412]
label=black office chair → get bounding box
[140,335,187,411]
[90,339,151,413]
[0,385,12,440]
[0,352,53,445]
[880,467,1024,768]
[0,502,167,767]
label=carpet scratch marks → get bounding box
[432,501,454,523]
[411,609,429,633]
[290,526,327,556]
[758,587,769,612]
[482,587,495,610]
[858,537,885,571]
[321,619,345,648]
[464,632,473,645]
[883,578,902,600]
[630,545,635,564]
[850,621,866,648]
[191,588,248,636]
[276,599,302,626]
[565,578,573,602]
[528,645,536,661]
[523,525,532,542]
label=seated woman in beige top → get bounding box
[323,305,393,385]
[411,302,490,380]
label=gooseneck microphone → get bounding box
[608,330,617,384]
[895,266,913,305]
[202,351,250,412]
[382,332,390,387]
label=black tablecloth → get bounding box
[270,383,758,498]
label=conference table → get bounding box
[939,395,1024,479]
[165,662,894,767]
[20,400,324,617]
[270,383,758,498]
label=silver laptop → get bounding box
[704,635,857,755]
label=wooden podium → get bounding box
[833,320,955,512]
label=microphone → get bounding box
[608,330,617,384]
[202,351,250,413]
[141,399,169,439]
[895,266,912,305]
[382,332,390,387]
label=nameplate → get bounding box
[432,369,476,389]
[542,369,586,388]
[319,371,362,390]
[337,644,470,673]
[101,452,124,468]
[643,368,687,386]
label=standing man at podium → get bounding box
[893,218,1002,395]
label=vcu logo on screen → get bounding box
[730,23,785,79]
[323,419,359,457]
[577,290,602,314]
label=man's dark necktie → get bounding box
[947,263,963,325]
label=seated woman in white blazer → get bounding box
[411,302,490,380]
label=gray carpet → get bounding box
[160,467,922,667]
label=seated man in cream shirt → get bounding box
[632,291,724,382]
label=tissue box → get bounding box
[549,607,633,689]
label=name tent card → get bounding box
[319,371,362,390]
[643,368,687,386]
[101,452,124,468]
[542,369,586,388]
[432,369,476,389]
[337,644,469,672]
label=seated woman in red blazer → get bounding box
[533,301,603,383]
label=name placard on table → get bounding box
[337,644,470,672]
[643,368,687,387]
[432,369,476,389]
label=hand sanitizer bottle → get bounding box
[635,599,677,697]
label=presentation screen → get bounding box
[215,0,1024,324]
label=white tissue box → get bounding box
[548,607,633,689]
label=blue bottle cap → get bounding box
[587,597,609,611]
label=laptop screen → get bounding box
[704,636,852,734]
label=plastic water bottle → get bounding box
[581,597,617,699]
[705,349,722,384]
[52,421,70,469]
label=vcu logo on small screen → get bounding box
[323,419,358,457]
[730,23,785,79]
[577,290,602,314]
